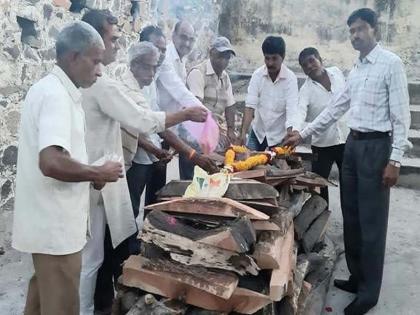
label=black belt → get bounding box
[350,129,391,140]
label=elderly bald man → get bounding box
[12,21,124,315]
[79,10,208,315]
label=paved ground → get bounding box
[1,160,419,314]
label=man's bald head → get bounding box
[172,20,195,59]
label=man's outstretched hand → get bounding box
[282,130,303,148]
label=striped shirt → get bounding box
[301,44,411,162]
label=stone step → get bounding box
[294,145,420,190]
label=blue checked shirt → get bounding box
[301,44,411,163]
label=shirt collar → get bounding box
[121,69,141,92]
[167,41,183,62]
[360,43,381,64]
[51,65,81,103]
[205,59,227,79]
[263,64,288,81]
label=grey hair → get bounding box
[127,41,159,64]
[56,21,104,58]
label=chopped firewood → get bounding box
[270,209,294,236]
[125,293,182,315]
[297,281,312,314]
[279,191,311,218]
[157,179,279,200]
[197,217,256,253]
[266,167,305,178]
[232,169,266,180]
[302,210,331,253]
[252,231,285,269]
[252,220,281,231]
[277,257,310,314]
[145,197,269,220]
[294,195,328,240]
[122,256,237,300]
[269,223,295,301]
[295,171,335,187]
[122,256,270,314]
[141,211,259,275]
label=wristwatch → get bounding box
[389,160,401,168]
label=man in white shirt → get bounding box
[141,22,218,180]
[285,8,411,314]
[239,36,299,151]
[80,11,208,315]
[296,47,349,205]
[12,22,124,315]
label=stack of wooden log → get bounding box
[117,157,335,315]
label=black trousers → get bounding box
[311,144,345,206]
[94,161,166,311]
[341,134,391,305]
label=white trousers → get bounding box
[79,200,107,315]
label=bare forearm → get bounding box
[241,107,254,136]
[225,106,236,131]
[159,130,192,156]
[39,147,101,182]
[164,111,188,129]
[137,135,162,156]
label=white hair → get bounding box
[56,21,104,58]
[127,41,159,64]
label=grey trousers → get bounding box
[341,134,391,305]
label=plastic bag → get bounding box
[183,112,219,154]
[183,166,230,198]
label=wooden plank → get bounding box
[302,210,331,253]
[252,220,281,231]
[266,167,305,178]
[122,255,237,300]
[252,231,285,269]
[297,281,312,314]
[269,223,295,301]
[295,171,335,187]
[232,169,266,180]
[141,212,260,275]
[157,179,279,200]
[122,256,270,314]
[294,195,328,240]
[197,216,256,253]
[145,197,269,220]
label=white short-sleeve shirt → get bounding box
[12,66,90,255]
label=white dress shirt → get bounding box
[82,73,166,248]
[297,67,349,147]
[156,44,201,113]
[13,66,90,255]
[301,45,411,162]
[245,64,299,146]
[166,41,187,83]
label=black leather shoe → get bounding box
[334,278,358,293]
[344,298,377,315]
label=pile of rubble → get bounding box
[115,154,337,315]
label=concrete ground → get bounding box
[1,160,419,314]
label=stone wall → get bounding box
[0,0,221,250]
[220,0,420,80]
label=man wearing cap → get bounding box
[187,36,237,150]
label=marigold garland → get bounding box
[224,148,236,166]
[230,154,269,172]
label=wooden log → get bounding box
[157,179,279,200]
[252,231,285,269]
[269,223,295,301]
[125,294,181,315]
[252,220,281,231]
[141,211,259,275]
[294,195,328,240]
[197,217,256,253]
[297,281,312,314]
[122,256,270,314]
[295,171,335,187]
[266,167,305,178]
[145,197,269,220]
[270,209,294,236]
[302,210,331,253]
[123,255,238,299]
[279,191,311,218]
[232,169,266,181]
